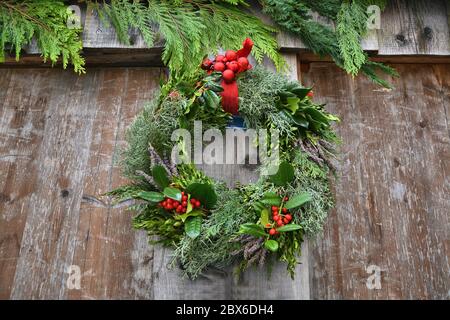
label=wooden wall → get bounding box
[0,60,448,299]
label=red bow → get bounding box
[201,38,253,115]
[220,38,253,115]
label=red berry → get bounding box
[167,204,173,210]
[225,50,237,61]
[215,55,225,62]
[307,91,314,98]
[277,220,283,226]
[269,228,276,236]
[214,62,225,72]
[282,208,288,213]
[173,201,179,207]
[190,198,196,204]
[237,57,249,69]
[284,196,289,201]
[266,223,272,228]
[182,195,188,201]
[272,211,278,216]
[271,206,278,211]
[201,58,212,70]
[222,69,235,83]
[182,201,187,207]
[182,207,187,213]
[283,218,289,224]
[285,214,292,221]
[176,206,182,213]
[167,198,173,204]
[228,61,239,72]
[195,200,201,207]
[273,215,280,222]
[222,58,228,63]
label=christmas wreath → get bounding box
[109,39,340,279]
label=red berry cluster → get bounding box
[201,50,251,83]
[159,191,202,214]
[266,196,293,236]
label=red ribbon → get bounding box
[220,38,253,115]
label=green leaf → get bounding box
[186,183,217,209]
[264,239,279,252]
[260,209,270,227]
[163,187,182,201]
[175,209,203,223]
[152,165,170,189]
[285,192,312,209]
[277,224,302,232]
[269,161,295,186]
[238,223,267,238]
[285,96,300,113]
[136,191,164,203]
[291,114,309,128]
[205,81,223,92]
[261,193,281,206]
[292,87,312,100]
[304,107,330,125]
[252,201,265,212]
[185,215,202,239]
[186,193,193,213]
[203,90,221,109]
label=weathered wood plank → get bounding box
[82,5,164,50]
[377,0,450,55]
[0,70,54,299]
[8,70,99,299]
[68,68,162,299]
[302,62,450,299]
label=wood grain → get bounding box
[377,0,450,55]
[302,62,450,299]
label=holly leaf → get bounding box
[277,224,302,232]
[304,107,330,126]
[260,209,270,227]
[185,215,202,239]
[264,239,279,252]
[136,191,164,203]
[163,187,182,201]
[285,96,300,113]
[186,183,217,209]
[261,192,281,206]
[238,223,266,238]
[269,161,295,187]
[285,192,312,209]
[252,201,265,213]
[186,193,193,213]
[152,165,170,189]
[203,90,221,109]
[175,209,203,223]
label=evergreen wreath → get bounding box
[109,39,340,279]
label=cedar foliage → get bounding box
[261,0,397,88]
[91,0,285,77]
[0,0,85,73]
